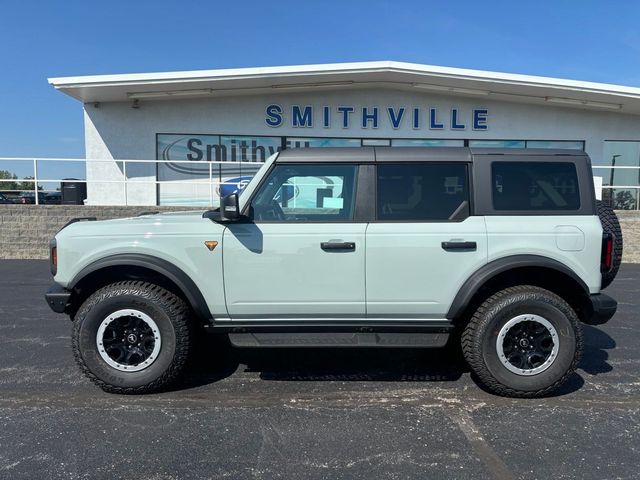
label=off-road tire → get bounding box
[462,285,583,398]
[72,281,192,394]
[596,199,623,289]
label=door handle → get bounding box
[321,241,356,251]
[441,241,477,251]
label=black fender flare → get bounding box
[69,253,212,322]
[446,255,589,320]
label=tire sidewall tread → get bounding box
[72,281,192,394]
[596,199,623,289]
[462,285,583,398]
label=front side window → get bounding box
[492,162,580,211]
[250,164,358,221]
[377,163,469,221]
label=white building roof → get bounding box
[48,61,640,114]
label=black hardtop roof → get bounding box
[275,147,586,163]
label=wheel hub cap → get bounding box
[96,309,161,372]
[496,314,559,376]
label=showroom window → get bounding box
[153,132,589,207]
[600,141,640,210]
[525,140,584,150]
[362,139,391,146]
[157,134,281,163]
[155,134,281,205]
[287,137,466,148]
[376,163,469,221]
[286,137,361,148]
[469,140,584,150]
[391,139,464,147]
[469,140,526,148]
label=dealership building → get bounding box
[49,61,640,207]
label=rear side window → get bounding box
[492,162,580,211]
[377,163,469,221]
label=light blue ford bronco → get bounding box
[45,147,621,397]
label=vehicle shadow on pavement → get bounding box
[177,335,465,389]
[174,324,617,395]
[250,346,467,382]
[579,324,616,376]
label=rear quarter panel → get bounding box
[485,215,603,293]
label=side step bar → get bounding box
[228,331,450,348]
[206,321,453,348]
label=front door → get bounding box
[366,162,488,319]
[223,162,366,320]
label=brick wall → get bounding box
[0,205,187,259]
[2,205,640,262]
[615,211,640,263]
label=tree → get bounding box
[614,190,636,210]
[22,176,42,191]
[0,170,20,191]
[0,170,40,191]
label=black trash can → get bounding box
[61,179,87,205]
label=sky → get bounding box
[1,0,640,160]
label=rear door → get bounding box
[366,161,488,318]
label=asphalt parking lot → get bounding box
[0,260,639,480]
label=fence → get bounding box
[0,157,263,206]
[592,166,640,210]
[1,157,640,209]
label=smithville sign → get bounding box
[265,105,489,130]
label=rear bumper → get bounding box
[585,293,617,325]
[45,283,71,314]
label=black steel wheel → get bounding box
[496,314,559,375]
[96,309,161,372]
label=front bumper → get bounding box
[45,283,71,314]
[585,293,617,325]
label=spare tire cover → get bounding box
[596,199,623,289]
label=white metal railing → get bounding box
[592,166,640,210]
[0,157,264,206]
[1,157,640,208]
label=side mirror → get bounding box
[220,193,241,221]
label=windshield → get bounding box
[239,152,279,198]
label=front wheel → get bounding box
[72,281,192,394]
[462,285,583,398]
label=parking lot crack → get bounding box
[447,409,516,480]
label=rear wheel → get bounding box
[72,281,192,394]
[462,285,582,398]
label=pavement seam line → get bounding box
[448,409,516,480]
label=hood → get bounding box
[57,210,226,238]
